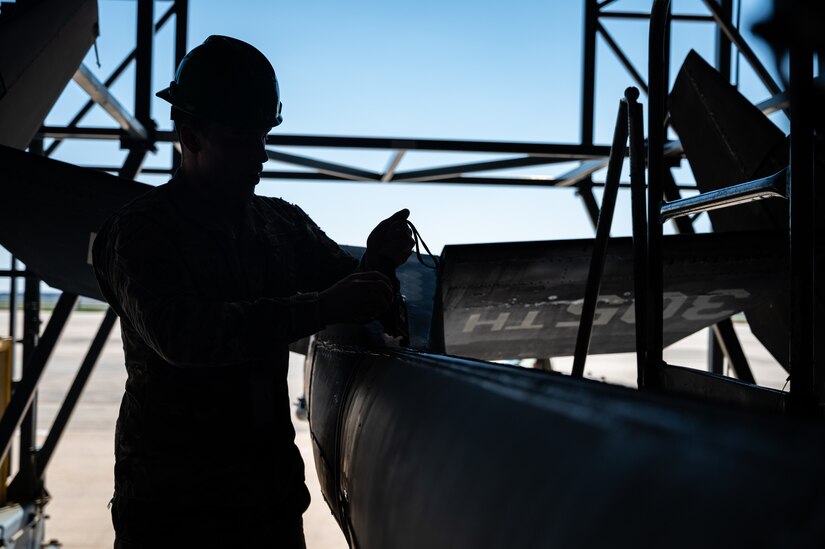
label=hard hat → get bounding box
[156,35,283,128]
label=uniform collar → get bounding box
[167,169,258,239]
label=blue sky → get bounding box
[4,0,782,291]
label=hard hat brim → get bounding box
[155,87,173,103]
[156,86,199,119]
[157,93,284,128]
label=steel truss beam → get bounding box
[45,3,177,157]
[266,149,381,182]
[73,64,147,141]
[34,0,791,199]
[38,126,613,157]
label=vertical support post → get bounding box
[0,337,11,505]
[18,138,46,492]
[645,0,672,389]
[428,273,446,355]
[121,0,155,179]
[576,0,600,240]
[788,43,817,414]
[581,0,599,146]
[21,139,44,465]
[571,97,629,378]
[627,90,648,387]
[708,329,724,375]
[20,271,40,477]
[135,0,154,127]
[662,2,672,96]
[171,0,188,170]
[714,0,733,83]
[8,257,16,371]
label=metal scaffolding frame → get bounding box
[638,0,819,415]
[0,0,190,506]
[0,0,806,508]
[32,2,732,191]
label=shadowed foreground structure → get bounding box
[307,327,825,548]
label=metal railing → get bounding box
[637,0,818,414]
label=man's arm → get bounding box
[287,203,360,292]
[95,213,387,368]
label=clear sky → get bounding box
[3,0,782,291]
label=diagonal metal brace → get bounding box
[711,319,755,384]
[73,65,147,141]
[0,293,77,466]
[266,149,381,181]
[35,308,117,478]
[571,93,630,378]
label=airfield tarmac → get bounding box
[0,310,786,548]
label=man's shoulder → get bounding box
[116,183,171,217]
[252,195,311,227]
[104,184,172,230]
[96,184,175,254]
[253,195,296,213]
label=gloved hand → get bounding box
[363,209,415,272]
[319,271,394,324]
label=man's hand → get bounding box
[364,209,415,272]
[319,271,394,325]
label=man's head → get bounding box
[158,35,283,129]
[157,36,281,201]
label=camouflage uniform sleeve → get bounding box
[288,203,360,292]
[92,212,324,368]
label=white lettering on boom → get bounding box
[504,311,544,331]
[462,311,545,333]
[462,313,510,333]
